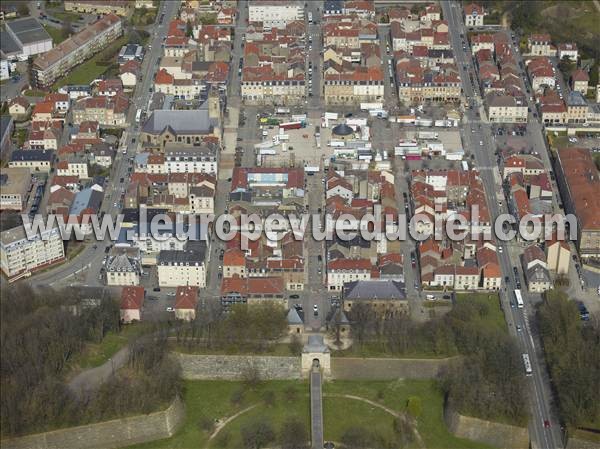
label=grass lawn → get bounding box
[126,379,493,449]
[53,35,129,89]
[324,380,493,449]
[48,10,82,23]
[43,24,66,44]
[71,323,148,369]
[455,292,506,333]
[22,89,46,97]
[14,128,27,147]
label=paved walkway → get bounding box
[310,367,324,449]
[67,346,130,397]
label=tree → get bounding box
[17,3,29,16]
[341,426,373,449]
[261,390,276,408]
[241,417,275,449]
[406,396,422,418]
[185,20,193,37]
[288,334,303,355]
[241,363,262,389]
[558,55,575,82]
[279,418,308,449]
[61,21,73,39]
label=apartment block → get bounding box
[32,14,122,89]
[1,225,65,280]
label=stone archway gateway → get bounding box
[302,335,330,376]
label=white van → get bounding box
[426,294,435,301]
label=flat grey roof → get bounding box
[0,30,21,56]
[6,17,52,45]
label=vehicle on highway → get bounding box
[514,289,524,309]
[522,353,533,376]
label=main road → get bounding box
[443,2,562,448]
[27,0,181,289]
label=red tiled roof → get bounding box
[121,286,144,310]
[175,286,198,310]
[328,258,372,271]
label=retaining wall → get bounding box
[0,397,185,449]
[177,353,302,380]
[444,407,529,449]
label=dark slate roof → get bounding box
[332,123,353,136]
[287,307,304,325]
[343,280,407,300]
[10,149,53,162]
[141,103,213,135]
[158,248,206,265]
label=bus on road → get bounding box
[308,12,313,24]
[515,289,524,309]
[135,108,142,124]
[522,353,533,376]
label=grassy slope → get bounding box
[127,379,492,449]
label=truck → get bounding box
[291,114,307,122]
[369,109,388,118]
[360,102,383,111]
[275,107,290,115]
[279,121,303,130]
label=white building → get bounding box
[464,3,485,27]
[4,17,53,59]
[1,225,65,280]
[165,147,218,175]
[0,60,9,81]
[248,1,304,29]
[157,248,207,288]
[106,253,140,286]
[327,259,372,291]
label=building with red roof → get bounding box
[175,286,198,321]
[120,286,145,323]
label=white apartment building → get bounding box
[105,254,140,286]
[165,148,218,175]
[486,95,528,123]
[157,249,207,288]
[57,160,89,179]
[327,259,373,291]
[248,1,304,29]
[32,14,122,88]
[1,225,65,280]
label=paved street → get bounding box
[443,2,562,448]
[27,0,181,290]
